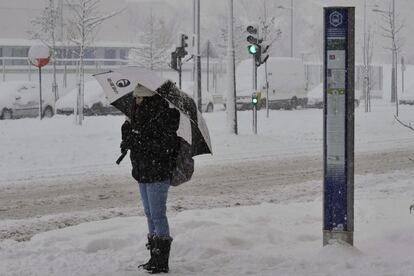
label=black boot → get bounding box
[149,236,173,274]
[138,234,156,271]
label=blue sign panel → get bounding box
[323,7,354,244]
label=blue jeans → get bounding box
[139,180,170,237]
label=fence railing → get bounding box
[0,57,130,82]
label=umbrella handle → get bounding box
[116,150,128,165]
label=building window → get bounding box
[120,49,128,60]
[84,48,96,65]
[104,48,116,65]
[12,47,29,65]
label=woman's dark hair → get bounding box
[130,94,168,125]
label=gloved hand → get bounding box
[121,120,132,141]
[120,139,130,153]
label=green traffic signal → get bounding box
[248,45,257,54]
[252,93,258,105]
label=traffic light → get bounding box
[176,33,189,58]
[252,92,259,106]
[171,51,178,71]
[248,44,258,55]
[246,25,258,56]
[246,25,269,67]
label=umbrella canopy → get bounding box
[93,67,212,157]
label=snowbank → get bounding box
[1,187,413,276]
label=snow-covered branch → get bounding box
[64,0,123,125]
[128,9,176,71]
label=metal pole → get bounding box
[401,57,405,93]
[28,62,32,81]
[391,0,396,104]
[38,67,43,120]
[363,0,368,112]
[2,59,5,81]
[178,57,182,89]
[265,61,269,118]
[80,52,84,124]
[252,56,258,134]
[192,0,196,83]
[252,56,255,92]
[226,0,238,134]
[213,63,217,92]
[290,0,294,57]
[254,64,258,90]
[196,0,202,112]
[394,0,399,117]
[63,63,67,88]
[207,40,210,92]
[253,103,257,134]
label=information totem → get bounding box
[323,7,355,246]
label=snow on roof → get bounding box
[0,38,138,48]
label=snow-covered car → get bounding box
[181,81,215,112]
[399,85,414,105]
[0,81,55,120]
[236,57,307,110]
[56,80,121,116]
[306,83,362,108]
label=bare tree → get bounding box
[362,26,375,112]
[30,0,60,102]
[128,10,176,71]
[239,0,282,55]
[259,1,281,47]
[215,16,249,63]
[259,0,281,118]
[376,3,404,116]
[65,0,121,125]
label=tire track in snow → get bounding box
[1,148,414,241]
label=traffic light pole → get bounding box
[265,60,270,118]
[195,0,202,113]
[38,66,43,120]
[252,55,257,135]
[226,0,238,135]
[178,57,182,89]
[246,24,270,134]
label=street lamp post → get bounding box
[277,1,294,57]
[290,0,293,57]
[363,0,367,112]
[226,0,238,134]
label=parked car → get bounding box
[306,83,362,108]
[0,81,54,120]
[399,84,414,105]
[56,80,121,116]
[236,57,308,110]
[181,81,215,112]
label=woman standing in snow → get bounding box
[121,85,180,274]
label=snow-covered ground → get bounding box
[1,171,413,276]
[1,100,414,275]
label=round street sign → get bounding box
[28,44,50,68]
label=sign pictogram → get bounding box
[329,11,343,27]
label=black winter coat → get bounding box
[121,94,180,183]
